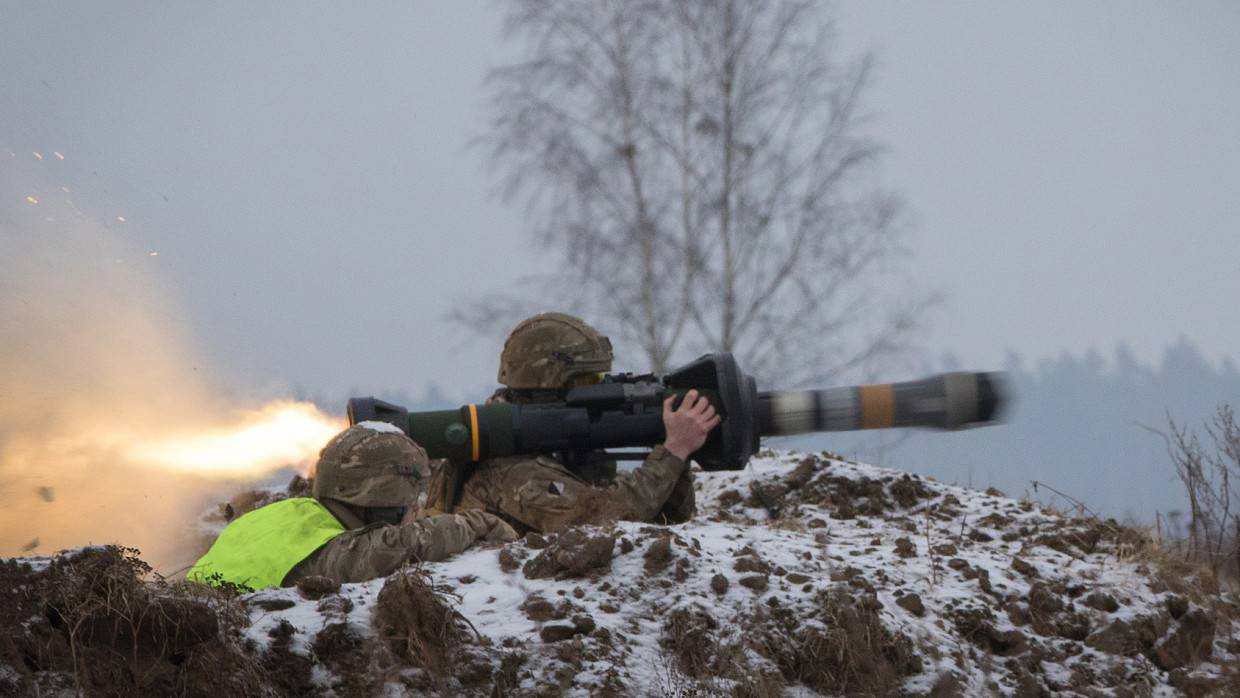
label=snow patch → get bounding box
[356,420,406,434]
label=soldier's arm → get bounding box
[285,512,516,585]
[603,391,715,522]
[607,444,687,521]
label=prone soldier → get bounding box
[189,423,517,590]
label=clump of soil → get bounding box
[261,619,316,695]
[894,537,918,558]
[739,574,769,592]
[1085,613,1169,656]
[521,594,569,622]
[297,574,340,600]
[643,534,674,575]
[523,527,617,579]
[733,546,772,574]
[784,456,820,490]
[311,621,382,695]
[896,593,926,617]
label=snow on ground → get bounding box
[240,450,1240,696]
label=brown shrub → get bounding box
[747,589,921,694]
[660,605,778,695]
[375,566,474,676]
[662,606,722,678]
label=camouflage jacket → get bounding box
[426,445,693,534]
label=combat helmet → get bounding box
[312,423,431,528]
[497,312,613,390]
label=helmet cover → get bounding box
[497,312,613,389]
[312,424,430,511]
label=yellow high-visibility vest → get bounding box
[188,497,345,590]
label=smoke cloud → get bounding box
[0,163,341,573]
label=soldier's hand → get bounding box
[457,510,519,543]
[662,389,721,462]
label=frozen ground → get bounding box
[238,451,1240,696]
[4,451,1238,696]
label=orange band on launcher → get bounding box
[467,404,481,461]
[859,383,895,429]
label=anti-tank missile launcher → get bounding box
[346,353,1005,472]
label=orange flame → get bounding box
[123,402,343,478]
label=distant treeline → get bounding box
[783,339,1240,523]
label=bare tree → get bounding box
[476,0,929,383]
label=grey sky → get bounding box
[3,1,1238,404]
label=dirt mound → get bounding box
[0,546,264,697]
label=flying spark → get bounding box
[116,216,126,222]
[54,152,65,160]
[149,251,159,257]
[33,152,43,160]
[25,196,38,205]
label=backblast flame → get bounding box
[123,402,343,479]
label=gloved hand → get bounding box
[457,509,519,543]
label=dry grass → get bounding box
[1146,404,1240,587]
[2,545,268,697]
[375,565,476,675]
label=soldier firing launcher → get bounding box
[346,353,1005,472]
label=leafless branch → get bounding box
[466,0,930,382]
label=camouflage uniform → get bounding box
[284,508,512,585]
[452,447,690,534]
[429,312,696,534]
[286,424,515,586]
